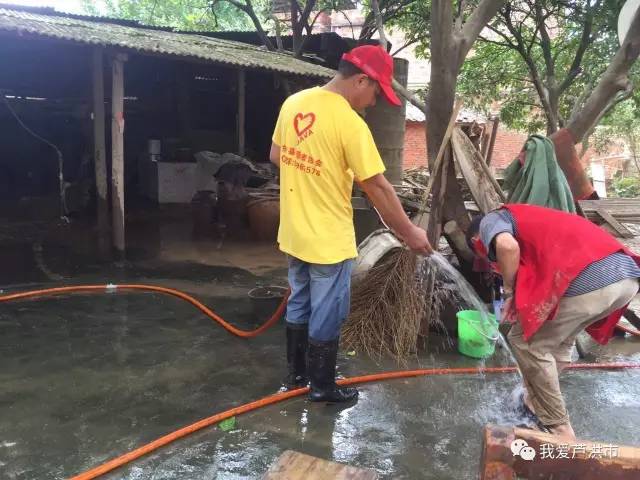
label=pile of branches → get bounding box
[342,248,456,363]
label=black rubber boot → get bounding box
[308,338,358,403]
[284,323,308,389]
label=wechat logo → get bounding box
[511,438,536,461]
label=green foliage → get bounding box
[612,176,640,198]
[593,100,640,177]
[80,0,262,31]
[453,0,640,134]
[599,98,640,193]
[457,38,547,133]
[383,0,431,58]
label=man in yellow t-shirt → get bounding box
[270,45,432,403]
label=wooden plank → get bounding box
[578,199,640,217]
[91,48,109,250]
[453,126,506,203]
[414,99,462,231]
[237,68,246,157]
[111,53,127,253]
[481,424,640,480]
[485,116,500,166]
[451,127,503,214]
[595,206,634,238]
[262,450,379,480]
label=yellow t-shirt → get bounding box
[272,87,385,264]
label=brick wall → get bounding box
[489,129,528,170]
[404,122,427,169]
[402,121,528,171]
[401,122,629,180]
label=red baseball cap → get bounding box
[341,45,401,107]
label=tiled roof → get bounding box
[405,102,487,124]
[0,5,334,78]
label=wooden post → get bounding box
[111,53,127,253]
[365,58,408,186]
[451,127,505,210]
[481,124,490,159]
[237,69,246,157]
[485,116,500,166]
[91,48,109,251]
[263,450,379,479]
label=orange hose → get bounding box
[2,286,639,479]
[0,284,288,338]
[69,362,640,480]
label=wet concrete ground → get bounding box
[1,211,640,479]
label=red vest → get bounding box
[503,204,640,344]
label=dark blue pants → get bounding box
[285,255,353,342]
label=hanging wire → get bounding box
[1,95,68,219]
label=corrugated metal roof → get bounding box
[0,6,335,78]
[406,102,426,122]
[405,102,488,124]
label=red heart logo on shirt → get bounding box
[293,112,316,137]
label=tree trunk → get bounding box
[426,1,468,248]
[427,1,455,166]
[425,0,505,260]
[91,48,109,253]
[547,88,560,134]
[567,10,640,143]
[291,0,302,57]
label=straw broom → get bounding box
[341,101,463,363]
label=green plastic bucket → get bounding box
[456,310,499,359]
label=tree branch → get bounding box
[501,7,556,130]
[300,0,316,26]
[308,7,331,32]
[334,8,357,40]
[567,10,640,142]
[533,1,555,83]
[479,30,516,49]
[392,36,419,56]
[557,0,599,95]
[270,15,284,51]
[455,0,468,31]
[215,0,276,51]
[579,90,634,148]
[457,0,506,67]
[147,0,158,25]
[393,79,427,113]
[371,0,388,50]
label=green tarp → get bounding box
[503,135,576,213]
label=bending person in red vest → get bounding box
[466,204,640,440]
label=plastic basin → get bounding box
[456,310,499,359]
[248,286,287,320]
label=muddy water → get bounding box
[1,219,639,479]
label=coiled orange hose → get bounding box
[0,284,288,338]
[2,285,639,480]
[68,362,640,480]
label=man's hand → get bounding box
[359,174,433,256]
[397,224,433,255]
